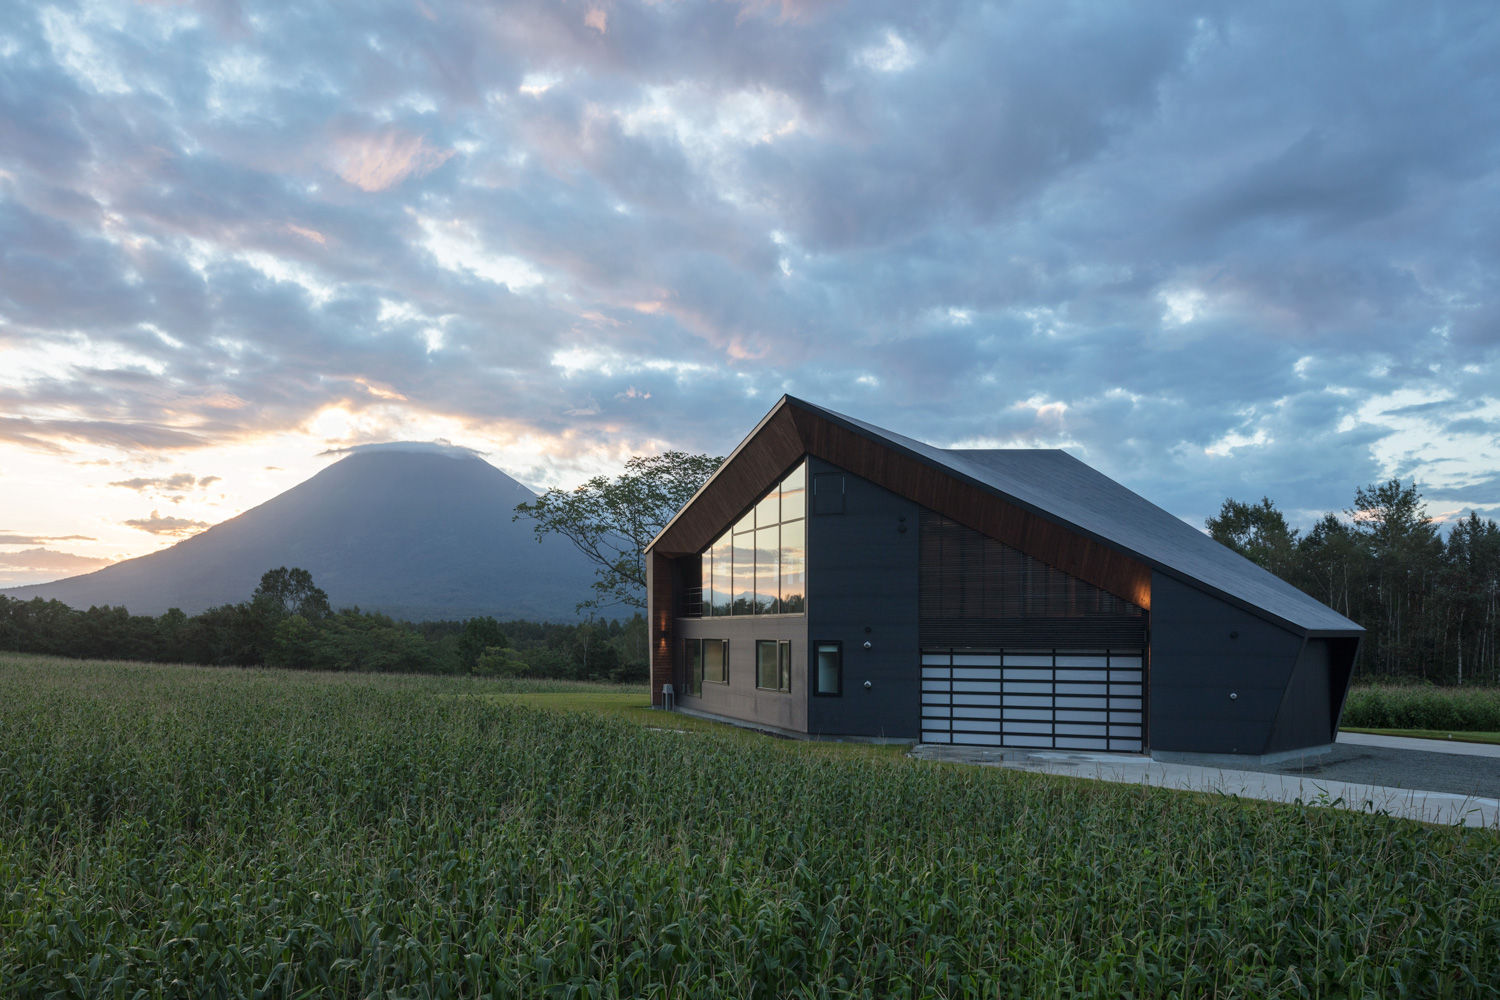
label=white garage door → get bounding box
[919,650,1143,752]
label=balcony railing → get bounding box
[682,587,704,618]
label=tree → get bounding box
[514,451,722,610]
[251,567,332,621]
[457,616,508,674]
[1206,496,1301,578]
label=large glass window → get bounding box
[814,641,842,696]
[755,640,791,692]
[709,536,732,617]
[779,518,805,613]
[700,462,807,617]
[755,524,779,614]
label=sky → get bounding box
[2,0,1498,588]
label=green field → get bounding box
[2,655,1497,998]
[1342,727,1500,746]
[1343,683,1500,732]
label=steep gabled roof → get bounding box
[649,396,1362,637]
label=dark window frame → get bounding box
[812,473,845,515]
[755,639,792,692]
[813,639,842,697]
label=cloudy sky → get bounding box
[2,0,1497,587]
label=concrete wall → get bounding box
[805,457,922,739]
[675,614,808,732]
[1149,572,1306,754]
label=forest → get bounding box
[1209,478,1499,685]
[0,566,648,682]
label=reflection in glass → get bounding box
[755,524,779,614]
[780,464,805,522]
[756,640,778,689]
[754,486,780,532]
[695,461,808,618]
[731,532,755,615]
[779,519,804,613]
[779,640,791,692]
[711,536,733,616]
[703,639,727,684]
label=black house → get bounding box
[646,396,1363,758]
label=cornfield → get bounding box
[2,654,1496,998]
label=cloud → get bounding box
[317,440,484,460]
[109,473,220,492]
[0,0,1495,547]
[331,129,455,192]
[123,510,210,536]
[0,533,96,545]
[0,547,112,574]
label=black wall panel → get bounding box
[1265,638,1333,753]
[1149,572,1304,754]
[805,457,922,738]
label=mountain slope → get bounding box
[3,448,599,621]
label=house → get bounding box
[646,396,1363,759]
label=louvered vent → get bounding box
[919,512,1146,648]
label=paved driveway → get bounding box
[909,732,1499,828]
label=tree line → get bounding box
[1208,479,1500,685]
[0,566,648,682]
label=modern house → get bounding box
[646,396,1363,759]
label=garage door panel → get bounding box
[922,648,1145,750]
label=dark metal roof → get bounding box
[809,398,1363,635]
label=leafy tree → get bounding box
[1206,497,1301,578]
[514,451,721,610]
[1348,479,1443,676]
[251,567,332,620]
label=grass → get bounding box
[3,653,1498,998]
[1343,727,1500,746]
[1343,683,1500,731]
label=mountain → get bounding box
[2,446,600,621]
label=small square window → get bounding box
[812,473,845,515]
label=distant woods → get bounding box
[1208,480,1500,685]
[0,567,648,682]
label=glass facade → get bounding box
[702,463,806,616]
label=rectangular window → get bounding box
[754,524,779,614]
[756,640,792,692]
[710,536,733,617]
[780,464,806,522]
[703,638,728,684]
[779,518,804,613]
[683,638,703,696]
[814,640,842,696]
[730,532,755,616]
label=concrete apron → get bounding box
[909,739,1500,829]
